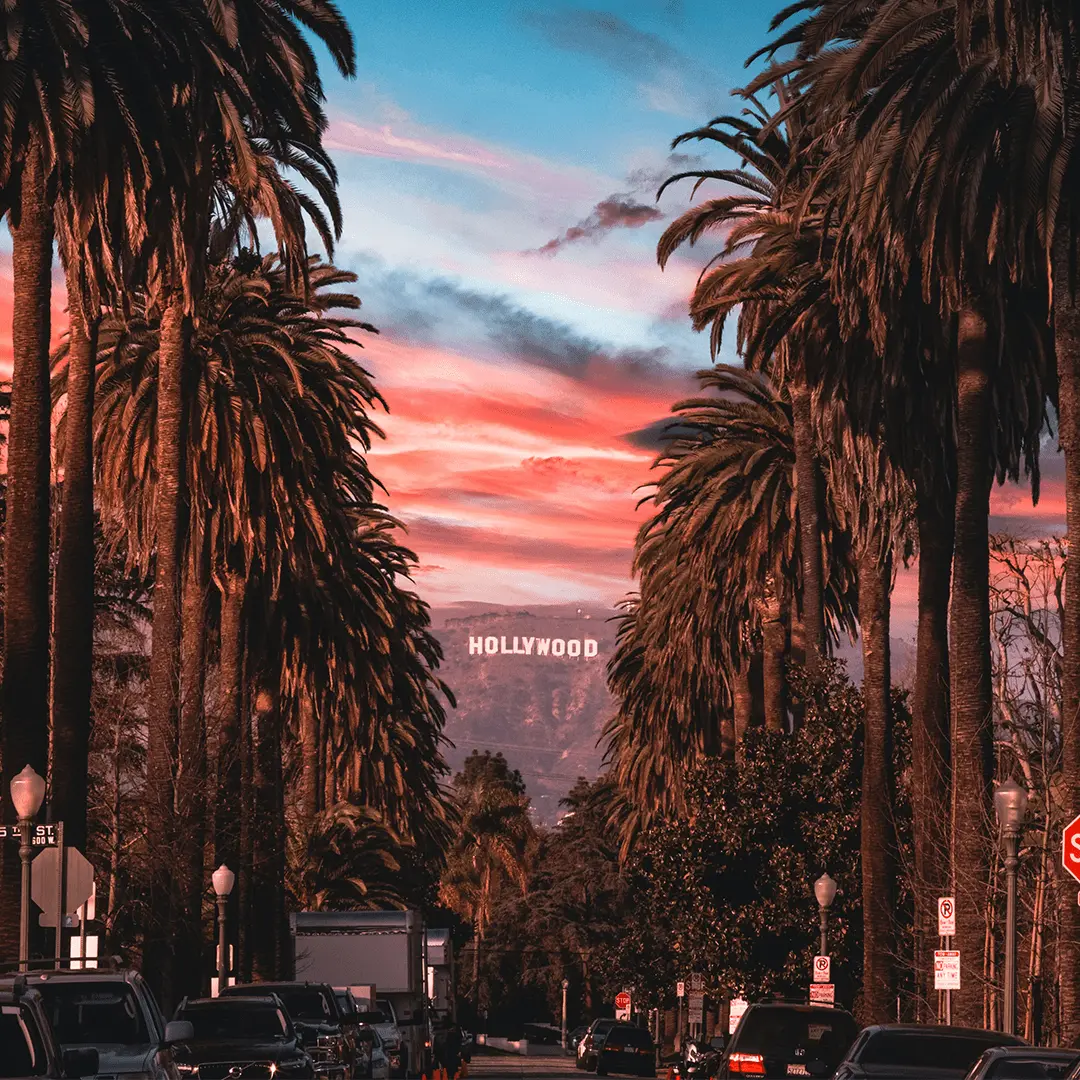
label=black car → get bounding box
[579,1019,620,1072]
[0,979,98,1079]
[221,982,353,1078]
[595,1023,656,1078]
[719,1002,860,1078]
[965,1047,1079,1080]
[833,1026,1027,1080]
[172,995,316,1079]
[568,1027,590,1057]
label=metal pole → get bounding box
[54,821,65,969]
[561,981,568,1049]
[1003,830,1019,1035]
[819,905,828,957]
[217,895,229,995]
[18,817,32,971]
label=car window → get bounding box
[607,1027,653,1048]
[377,999,396,1023]
[736,1009,858,1065]
[133,975,165,1041]
[988,1062,1077,1080]
[0,1006,47,1077]
[38,983,150,1046]
[862,1034,1015,1070]
[179,1003,289,1041]
[358,1010,390,1024]
[275,988,334,1022]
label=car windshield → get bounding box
[37,982,150,1046]
[987,1061,1077,1080]
[0,1005,47,1077]
[736,1009,858,1065]
[606,1027,653,1048]
[594,1020,617,1035]
[358,1010,390,1024]
[179,1003,288,1041]
[274,988,334,1022]
[862,1033,1014,1070]
[335,993,358,1018]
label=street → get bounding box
[469,1056,585,1080]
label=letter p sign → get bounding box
[1063,814,1080,884]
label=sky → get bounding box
[0,0,1066,634]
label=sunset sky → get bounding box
[0,1,1065,639]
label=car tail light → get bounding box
[728,1053,765,1075]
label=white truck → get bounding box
[292,911,431,1079]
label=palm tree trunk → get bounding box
[760,586,786,733]
[911,476,954,1020]
[214,571,245,869]
[51,257,99,855]
[949,306,996,1028]
[733,657,754,760]
[144,292,187,1005]
[238,649,253,983]
[252,677,280,980]
[175,544,208,999]
[791,379,825,671]
[1,142,54,963]
[1052,226,1080,1044]
[299,697,320,826]
[859,550,894,1024]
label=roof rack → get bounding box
[0,957,126,975]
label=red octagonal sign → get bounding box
[1063,814,1080,883]
[615,992,631,1011]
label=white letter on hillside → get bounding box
[568,639,581,657]
[470,637,484,655]
[537,639,550,656]
[584,639,598,658]
[523,637,535,655]
[552,639,566,656]
[513,636,524,654]
[485,636,499,655]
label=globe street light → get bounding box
[994,779,1029,1036]
[814,874,837,956]
[212,864,235,994]
[10,766,46,971]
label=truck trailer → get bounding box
[292,911,430,1078]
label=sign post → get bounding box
[936,897,957,1024]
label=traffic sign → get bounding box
[728,998,748,1035]
[0,824,58,847]
[934,950,960,990]
[615,991,631,1021]
[1064,815,1080,883]
[937,897,956,937]
[676,981,685,998]
[689,972,704,992]
[808,984,834,1004]
[812,956,830,984]
[687,992,704,1025]
[31,846,93,918]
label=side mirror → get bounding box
[62,1047,100,1078]
[164,1020,195,1044]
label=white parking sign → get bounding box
[813,956,830,983]
[934,950,960,990]
[937,897,956,937]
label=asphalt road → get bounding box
[467,1054,586,1080]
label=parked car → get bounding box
[964,1047,1078,1080]
[221,981,353,1079]
[568,1026,590,1056]
[595,1023,656,1078]
[2,966,186,1079]
[348,1001,406,1077]
[833,1026,1027,1080]
[0,977,98,1079]
[579,1019,619,1072]
[171,994,316,1078]
[354,1026,391,1080]
[718,1001,860,1078]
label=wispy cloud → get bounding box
[523,9,723,117]
[536,197,663,254]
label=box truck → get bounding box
[292,911,430,1078]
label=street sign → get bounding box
[934,950,960,990]
[0,824,58,846]
[687,992,704,1026]
[615,991,631,1021]
[937,897,956,937]
[729,998,748,1035]
[808,984,835,1004]
[1064,815,1080,883]
[689,972,704,992]
[813,956,831,984]
[676,981,685,998]
[31,846,93,918]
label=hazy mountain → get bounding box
[431,603,617,822]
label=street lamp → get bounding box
[10,766,46,972]
[994,779,1029,1036]
[561,978,569,1049]
[814,873,837,956]
[212,864,235,995]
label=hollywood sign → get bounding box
[469,635,600,659]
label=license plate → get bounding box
[787,1067,809,1077]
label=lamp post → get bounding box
[212,864,235,995]
[10,766,46,972]
[561,978,569,1049]
[994,779,1029,1036]
[814,873,837,956]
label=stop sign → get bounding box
[615,992,631,1011]
[1063,814,1080,883]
